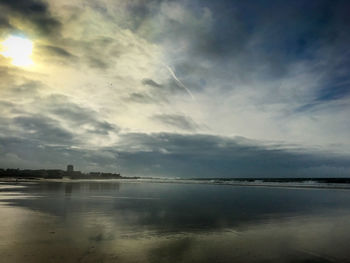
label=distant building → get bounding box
[67,164,74,173]
[45,170,64,179]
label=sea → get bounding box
[1,179,350,263]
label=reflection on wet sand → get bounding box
[1,181,350,262]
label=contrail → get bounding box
[165,65,195,101]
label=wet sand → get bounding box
[1,181,350,262]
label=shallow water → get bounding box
[1,180,350,262]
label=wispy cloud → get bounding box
[0,0,349,176]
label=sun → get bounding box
[0,35,34,67]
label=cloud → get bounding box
[152,114,198,131]
[126,92,162,104]
[45,95,119,134]
[13,115,74,145]
[0,0,350,176]
[115,133,350,178]
[0,16,12,30]
[38,45,75,58]
[0,0,61,36]
[142,78,163,88]
[1,131,349,177]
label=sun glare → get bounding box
[0,35,34,67]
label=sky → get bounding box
[0,0,349,177]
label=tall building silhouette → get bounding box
[67,164,74,173]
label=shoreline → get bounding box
[2,177,350,190]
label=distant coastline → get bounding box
[1,168,350,190]
[0,167,139,180]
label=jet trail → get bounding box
[165,65,195,101]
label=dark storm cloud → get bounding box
[0,136,117,170]
[46,95,119,135]
[48,97,97,123]
[152,114,198,131]
[1,131,349,176]
[13,115,74,145]
[115,133,350,178]
[0,0,61,35]
[0,91,119,154]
